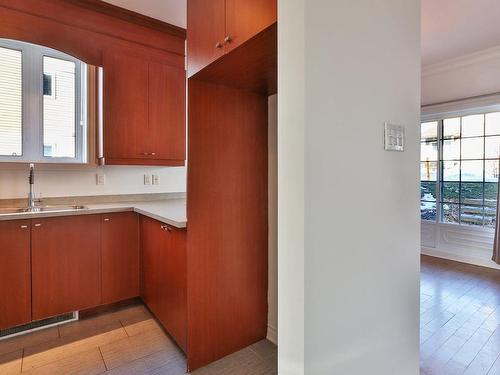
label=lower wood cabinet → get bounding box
[32,215,101,320]
[141,216,187,352]
[0,220,31,329]
[101,212,140,304]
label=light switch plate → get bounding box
[96,173,105,185]
[144,174,152,185]
[384,122,405,152]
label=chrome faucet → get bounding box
[27,163,37,211]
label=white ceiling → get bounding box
[422,0,500,66]
[102,0,187,28]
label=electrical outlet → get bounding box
[96,173,106,185]
[144,174,152,185]
[152,174,160,185]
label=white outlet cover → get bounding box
[152,174,160,185]
[384,122,405,152]
[144,174,152,185]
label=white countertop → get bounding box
[0,199,187,228]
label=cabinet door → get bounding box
[148,62,186,161]
[0,220,31,329]
[163,225,187,352]
[102,212,140,304]
[140,217,187,352]
[32,215,101,320]
[225,0,277,52]
[140,216,166,319]
[187,0,226,76]
[103,51,149,160]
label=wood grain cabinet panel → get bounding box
[32,215,101,320]
[101,212,140,304]
[103,51,149,161]
[0,220,31,329]
[148,62,186,161]
[140,216,187,352]
[187,0,226,77]
[187,0,276,77]
[225,0,277,53]
[103,51,186,166]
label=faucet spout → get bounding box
[28,163,36,210]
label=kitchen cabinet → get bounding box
[141,216,187,352]
[32,215,101,320]
[187,0,276,76]
[103,50,186,166]
[101,212,140,304]
[0,220,31,329]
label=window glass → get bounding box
[461,137,484,160]
[43,56,76,158]
[462,114,484,138]
[421,161,437,181]
[0,46,22,156]
[443,118,460,138]
[0,38,86,163]
[485,112,500,136]
[421,114,500,227]
[421,141,438,161]
[442,138,460,160]
[421,121,438,141]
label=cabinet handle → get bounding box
[223,35,232,44]
[215,41,223,49]
[141,152,156,156]
[104,218,110,222]
[34,223,42,227]
[150,152,156,156]
[20,225,28,229]
[160,224,171,232]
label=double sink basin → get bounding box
[0,205,87,215]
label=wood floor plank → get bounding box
[20,348,105,375]
[0,328,59,357]
[99,327,176,370]
[22,324,127,371]
[0,349,22,375]
[420,256,500,374]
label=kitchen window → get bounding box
[0,38,87,163]
[421,112,500,228]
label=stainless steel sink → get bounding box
[0,205,87,214]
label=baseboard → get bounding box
[421,247,500,270]
[267,324,277,344]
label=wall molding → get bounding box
[422,45,500,77]
[421,246,500,270]
[267,324,277,345]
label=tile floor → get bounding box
[0,304,277,375]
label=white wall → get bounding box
[279,0,421,374]
[422,46,500,105]
[267,95,278,344]
[278,0,305,373]
[0,165,186,199]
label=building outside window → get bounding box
[421,112,500,228]
[0,38,87,163]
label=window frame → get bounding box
[421,105,500,229]
[0,38,87,164]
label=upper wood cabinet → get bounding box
[31,215,101,320]
[187,0,277,77]
[103,50,186,166]
[101,212,140,304]
[0,220,31,329]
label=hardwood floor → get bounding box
[0,304,277,374]
[421,255,500,375]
